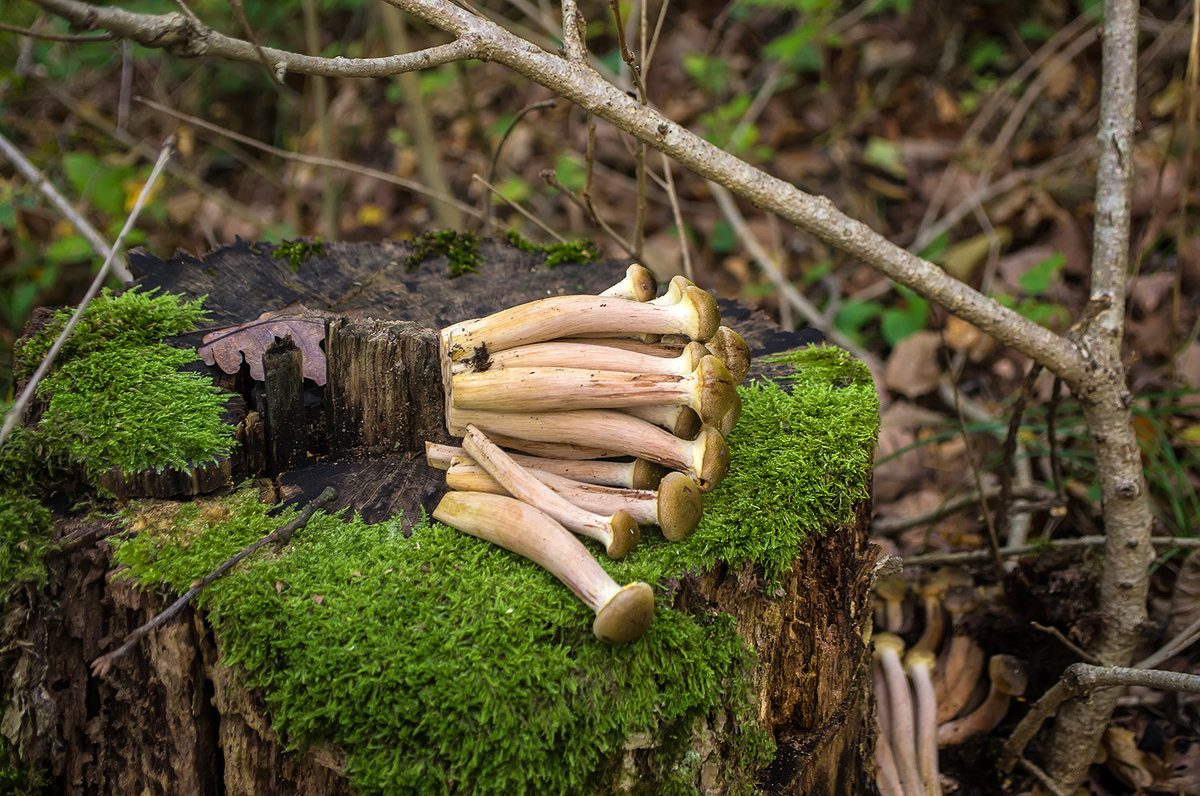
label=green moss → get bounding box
[36,345,234,481]
[405,230,481,277]
[14,286,206,383]
[268,238,328,272]
[502,230,599,268]
[109,344,878,795]
[0,491,54,608]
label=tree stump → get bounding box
[0,239,879,794]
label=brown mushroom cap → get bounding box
[606,510,641,560]
[989,654,1028,696]
[706,326,751,384]
[592,582,655,643]
[657,472,704,541]
[695,425,731,491]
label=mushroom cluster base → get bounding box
[1,241,880,795]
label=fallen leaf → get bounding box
[1103,726,1153,789]
[1166,548,1200,638]
[198,306,332,385]
[311,594,324,605]
[885,330,943,398]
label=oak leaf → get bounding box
[198,306,330,385]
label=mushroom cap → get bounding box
[874,575,909,602]
[623,264,657,302]
[943,584,979,615]
[681,286,721,342]
[873,632,906,659]
[706,326,751,385]
[630,459,669,490]
[657,472,703,542]
[696,358,741,425]
[694,425,730,492]
[716,391,743,437]
[605,510,641,560]
[988,654,1028,696]
[671,407,703,439]
[592,581,655,643]
[904,647,938,672]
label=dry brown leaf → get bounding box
[1166,548,1200,638]
[1103,726,1153,789]
[198,306,331,385]
[884,330,943,398]
[943,315,996,362]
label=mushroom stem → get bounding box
[447,408,730,491]
[905,649,943,796]
[425,442,668,489]
[937,655,1028,747]
[914,571,951,653]
[462,425,640,559]
[624,405,703,439]
[432,491,654,643]
[600,263,657,302]
[446,460,703,542]
[934,585,980,707]
[450,357,739,426]
[482,339,711,376]
[442,287,720,363]
[874,633,922,796]
[874,576,910,634]
[935,637,986,724]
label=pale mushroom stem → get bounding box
[432,491,654,643]
[462,424,640,559]
[447,408,730,491]
[482,339,710,376]
[874,633,922,796]
[425,442,668,489]
[599,263,658,302]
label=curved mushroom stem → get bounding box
[426,441,668,489]
[462,425,640,559]
[874,633,922,796]
[935,636,986,724]
[905,648,943,796]
[873,576,910,634]
[914,570,951,653]
[432,491,654,643]
[449,356,739,426]
[873,656,905,796]
[441,287,720,363]
[446,460,704,542]
[937,655,1028,747]
[600,263,657,302]
[448,408,730,491]
[649,275,694,306]
[482,339,711,376]
[934,585,980,706]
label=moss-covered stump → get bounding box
[1,240,879,794]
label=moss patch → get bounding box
[109,344,878,794]
[0,490,54,607]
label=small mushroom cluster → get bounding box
[427,266,750,644]
[871,569,1028,796]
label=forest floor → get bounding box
[1,0,1199,792]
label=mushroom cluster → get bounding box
[871,569,1028,796]
[427,266,749,644]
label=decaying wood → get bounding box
[2,239,873,795]
[262,336,308,473]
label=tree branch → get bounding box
[30,0,481,78]
[382,0,1087,384]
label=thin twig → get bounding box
[540,170,634,254]
[0,20,114,41]
[91,486,337,677]
[473,173,564,242]
[1135,611,1200,670]
[1031,622,1102,665]
[0,136,174,451]
[137,97,480,220]
[0,130,129,282]
[996,365,1044,547]
[1000,663,1200,773]
[481,99,557,230]
[225,0,283,85]
[945,367,1004,571]
[559,0,587,62]
[301,0,337,238]
[656,153,694,280]
[903,535,1200,567]
[872,484,1059,536]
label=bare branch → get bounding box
[29,0,481,78]
[387,0,1086,384]
[0,129,128,282]
[0,137,174,451]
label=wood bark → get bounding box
[2,240,873,794]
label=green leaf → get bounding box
[553,152,586,192]
[863,136,906,179]
[835,299,883,344]
[1017,251,1065,295]
[710,222,735,254]
[46,235,94,264]
[880,286,929,345]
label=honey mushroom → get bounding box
[937,655,1028,747]
[873,633,922,796]
[425,442,668,490]
[599,263,657,302]
[444,457,704,542]
[461,424,641,559]
[432,491,654,643]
